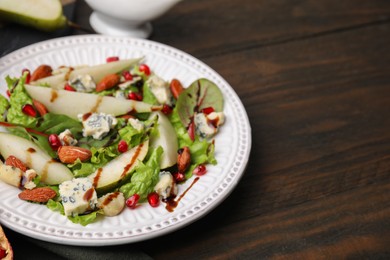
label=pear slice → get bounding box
[0,133,73,185]
[0,0,66,32]
[88,140,149,193]
[32,58,142,89]
[25,84,162,119]
[149,112,178,169]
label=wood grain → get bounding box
[150,0,390,57]
[136,3,390,258]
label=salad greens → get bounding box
[0,58,225,225]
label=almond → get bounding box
[18,187,57,203]
[170,78,184,99]
[33,99,48,116]
[58,146,92,164]
[5,155,28,172]
[30,65,53,82]
[96,74,120,92]
[177,146,191,173]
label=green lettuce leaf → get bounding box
[35,113,83,136]
[119,146,163,200]
[47,199,102,226]
[68,145,118,177]
[6,73,38,127]
[0,95,9,121]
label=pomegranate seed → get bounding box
[22,68,31,83]
[48,134,62,151]
[128,92,142,101]
[202,107,215,115]
[147,192,160,207]
[126,194,140,209]
[187,120,195,141]
[173,172,186,183]
[0,248,6,259]
[139,64,151,76]
[122,71,133,81]
[22,104,37,117]
[6,89,11,97]
[193,164,207,176]
[64,83,76,91]
[161,104,173,115]
[118,140,128,153]
[106,56,119,63]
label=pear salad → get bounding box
[0,57,225,225]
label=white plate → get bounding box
[0,35,251,246]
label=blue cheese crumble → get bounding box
[59,178,98,217]
[194,111,225,139]
[146,75,173,106]
[154,171,178,199]
[58,129,77,146]
[69,74,96,93]
[128,118,144,132]
[78,113,117,140]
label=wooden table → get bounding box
[4,0,390,258]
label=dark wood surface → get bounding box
[3,0,390,258]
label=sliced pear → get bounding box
[25,84,161,119]
[0,133,73,185]
[149,112,178,169]
[0,0,66,32]
[32,58,142,89]
[0,160,23,188]
[88,140,149,193]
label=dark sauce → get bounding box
[40,159,55,182]
[93,168,103,187]
[83,188,95,201]
[207,117,220,128]
[50,89,58,102]
[90,96,103,113]
[101,192,120,206]
[82,112,92,121]
[27,148,36,153]
[64,67,74,81]
[121,143,144,178]
[151,106,161,112]
[165,177,199,212]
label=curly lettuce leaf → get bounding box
[6,73,38,127]
[68,145,118,177]
[0,95,9,121]
[119,146,163,200]
[47,199,102,226]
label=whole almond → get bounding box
[33,99,48,116]
[30,65,53,82]
[58,146,92,164]
[170,78,184,99]
[5,155,28,172]
[177,146,191,173]
[96,74,120,92]
[18,187,57,203]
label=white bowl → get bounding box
[85,0,182,38]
